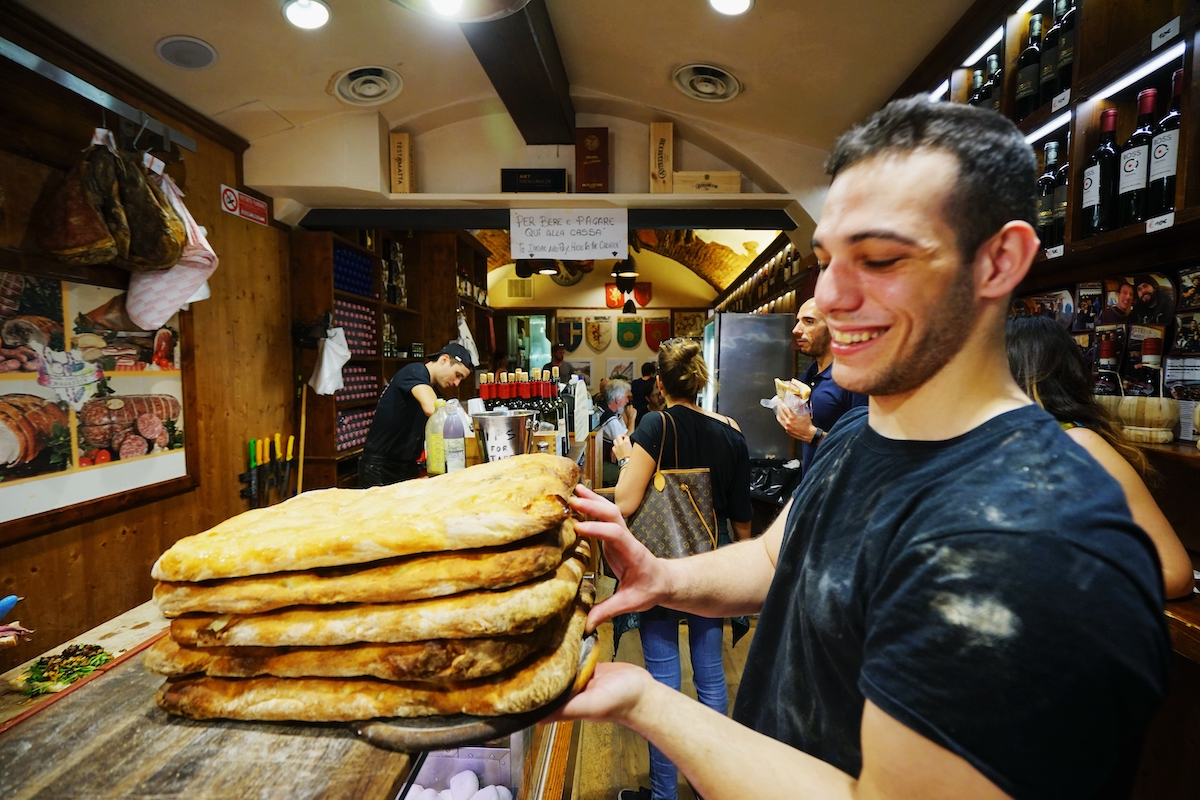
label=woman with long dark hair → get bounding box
[610,338,753,800]
[1007,316,1193,598]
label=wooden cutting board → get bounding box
[0,649,410,799]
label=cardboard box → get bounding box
[389,132,413,193]
[673,171,741,193]
[575,127,610,193]
[649,122,673,193]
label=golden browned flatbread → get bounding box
[153,521,577,617]
[156,588,593,721]
[170,541,589,648]
[151,454,579,582]
[143,608,570,682]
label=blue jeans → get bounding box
[639,611,727,800]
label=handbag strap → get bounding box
[656,411,715,548]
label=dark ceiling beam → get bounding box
[299,208,797,231]
[458,0,575,145]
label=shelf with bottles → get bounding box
[713,233,808,314]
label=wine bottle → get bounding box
[979,53,1002,112]
[1039,0,1068,105]
[1083,108,1120,236]
[1149,69,1183,217]
[1118,89,1159,227]
[1053,134,1070,247]
[1037,141,1061,248]
[967,69,985,106]
[1015,14,1044,121]
[1056,0,1077,95]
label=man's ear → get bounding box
[974,220,1039,300]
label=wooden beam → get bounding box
[458,0,575,145]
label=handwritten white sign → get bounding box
[510,209,628,260]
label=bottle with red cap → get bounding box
[1083,108,1120,236]
[1118,88,1160,227]
[1149,69,1184,217]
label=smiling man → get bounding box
[562,98,1168,800]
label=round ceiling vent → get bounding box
[672,64,742,103]
[333,66,404,106]
[155,36,218,70]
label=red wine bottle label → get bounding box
[1058,31,1075,71]
[1119,145,1149,194]
[1150,130,1179,181]
[1082,165,1101,208]
[1016,66,1039,100]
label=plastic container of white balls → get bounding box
[400,732,529,800]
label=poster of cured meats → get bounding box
[0,271,186,526]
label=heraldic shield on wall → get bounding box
[585,315,611,352]
[645,316,670,351]
[557,316,583,352]
[617,315,642,349]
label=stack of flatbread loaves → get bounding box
[144,454,595,722]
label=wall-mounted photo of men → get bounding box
[1100,278,1136,325]
[1179,267,1200,310]
[1075,282,1102,331]
[1009,289,1074,328]
[1130,273,1176,325]
[1174,312,1200,354]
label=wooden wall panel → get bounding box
[0,13,293,672]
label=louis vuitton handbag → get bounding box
[626,411,718,559]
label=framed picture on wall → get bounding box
[672,310,706,339]
[0,269,195,545]
[568,359,593,389]
[606,359,635,382]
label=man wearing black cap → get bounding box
[359,342,475,487]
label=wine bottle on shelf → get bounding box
[1149,69,1183,218]
[1056,0,1077,95]
[1082,108,1120,236]
[1053,133,1070,247]
[1118,88,1159,227]
[967,69,985,106]
[1015,14,1044,122]
[978,54,1002,112]
[1037,141,1062,248]
[1039,0,1068,105]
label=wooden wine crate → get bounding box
[672,171,741,193]
[389,131,413,194]
[649,122,673,193]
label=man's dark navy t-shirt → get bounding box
[799,361,867,473]
[363,362,431,464]
[733,405,1169,800]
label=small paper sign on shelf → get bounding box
[1147,212,1175,233]
[1045,245,1065,259]
[1052,90,1071,113]
[1152,16,1180,51]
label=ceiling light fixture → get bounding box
[616,257,638,278]
[514,261,534,279]
[283,0,331,29]
[388,0,531,22]
[709,0,753,14]
[673,64,742,103]
[622,299,637,314]
[535,260,559,275]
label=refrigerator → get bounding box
[701,312,799,460]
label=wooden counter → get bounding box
[0,602,577,800]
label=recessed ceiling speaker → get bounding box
[673,64,742,103]
[333,66,404,106]
[155,36,218,70]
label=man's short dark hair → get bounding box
[641,362,656,377]
[825,96,1037,263]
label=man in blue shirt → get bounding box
[776,297,867,472]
